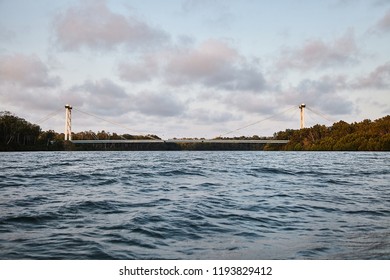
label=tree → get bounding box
[272,115,390,151]
[0,111,41,150]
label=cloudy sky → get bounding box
[0,0,389,138]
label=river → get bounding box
[0,151,389,259]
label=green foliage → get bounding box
[0,111,41,150]
[274,115,390,151]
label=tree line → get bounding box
[1,110,389,151]
[0,111,44,151]
[268,115,390,151]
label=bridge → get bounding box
[37,103,333,146]
[62,104,296,145]
[71,139,290,144]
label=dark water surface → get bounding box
[0,151,389,259]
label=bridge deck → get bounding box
[71,139,289,144]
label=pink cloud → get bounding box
[375,9,390,32]
[354,62,390,89]
[0,54,62,111]
[277,30,359,71]
[165,39,266,91]
[54,0,169,51]
[166,40,238,83]
[0,53,60,88]
[118,54,160,83]
[119,39,266,92]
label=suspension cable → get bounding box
[72,107,159,140]
[306,106,335,124]
[35,108,63,125]
[216,105,297,138]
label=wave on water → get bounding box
[0,151,389,259]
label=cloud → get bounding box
[217,74,357,117]
[354,62,390,89]
[0,86,62,113]
[0,53,61,88]
[297,75,348,93]
[0,53,62,112]
[373,9,390,33]
[276,30,359,71]
[223,92,277,115]
[268,62,390,118]
[68,79,130,116]
[118,54,160,83]
[277,75,354,115]
[181,0,234,30]
[131,91,186,117]
[53,0,169,51]
[119,39,266,92]
[67,79,186,118]
[0,52,62,114]
[373,0,390,7]
[186,108,237,124]
[166,40,239,86]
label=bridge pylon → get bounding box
[64,104,72,141]
[299,103,306,129]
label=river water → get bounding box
[0,151,389,259]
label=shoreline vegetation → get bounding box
[0,111,389,151]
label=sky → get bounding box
[0,0,389,139]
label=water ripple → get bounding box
[0,151,389,259]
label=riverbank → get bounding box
[1,111,389,151]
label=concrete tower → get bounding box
[299,103,306,129]
[64,104,72,141]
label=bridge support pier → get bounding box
[299,103,306,129]
[64,104,72,141]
